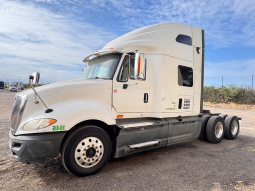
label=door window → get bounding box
[118,55,129,82]
[129,55,135,79]
[118,54,146,81]
[118,54,137,81]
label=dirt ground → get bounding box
[1,90,255,191]
[204,102,254,112]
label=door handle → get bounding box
[144,93,148,103]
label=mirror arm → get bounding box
[29,77,53,113]
[127,79,138,86]
[123,80,138,89]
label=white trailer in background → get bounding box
[5,82,9,88]
[9,81,17,92]
[9,23,241,177]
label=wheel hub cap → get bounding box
[231,120,238,135]
[215,122,223,138]
[86,147,96,158]
[75,137,104,168]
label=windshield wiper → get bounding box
[98,77,111,80]
[88,77,100,80]
[88,77,110,80]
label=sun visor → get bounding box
[83,48,124,63]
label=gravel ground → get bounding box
[0,90,255,191]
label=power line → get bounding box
[205,76,252,79]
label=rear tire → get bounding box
[206,116,225,144]
[61,125,112,177]
[198,115,211,141]
[219,114,228,120]
[224,116,240,140]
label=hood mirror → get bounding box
[30,72,40,84]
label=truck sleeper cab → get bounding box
[9,23,241,177]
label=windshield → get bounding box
[80,53,122,80]
[10,85,16,87]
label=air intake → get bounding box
[183,99,190,109]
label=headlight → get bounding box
[23,119,56,131]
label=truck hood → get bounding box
[23,78,112,101]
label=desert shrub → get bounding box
[23,83,45,89]
[204,84,255,104]
[203,86,221,103]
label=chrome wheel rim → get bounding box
[75,137,104,168]
[231,120,238,135]
[215,122,223,138]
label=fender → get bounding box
[16,97,115,135]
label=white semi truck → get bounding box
[9,81,17,92]
[9,23,241,177]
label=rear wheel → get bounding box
[206,116,225,144]
[61,125,112,177]
[198,115,211,141]
[219,114,228,120]
[224,116,240,140]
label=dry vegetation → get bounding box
[204,85,255,105]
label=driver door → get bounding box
[113,54,149,114]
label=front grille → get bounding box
[10,94,27,135]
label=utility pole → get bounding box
[221,76,223,104]
[18,77,20,91]
[252,75,253,105]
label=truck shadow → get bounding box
[33,141,198,177]
[31,134,251,189]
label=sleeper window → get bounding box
[178,65,193,87]
[176,34,192,46]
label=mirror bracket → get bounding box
[127,48,139,55]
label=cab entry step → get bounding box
[128,140,159,149]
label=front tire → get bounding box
[61,125,112,177]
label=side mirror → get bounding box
[29,72,40,84]
[82,65,87,72]
[134,53,146,80]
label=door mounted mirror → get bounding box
[134,53,146,80]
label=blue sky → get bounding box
[0,0,255,86]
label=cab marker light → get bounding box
[48,119,56,126]
[117,115,123,118]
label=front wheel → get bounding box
[61,125,112,177]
